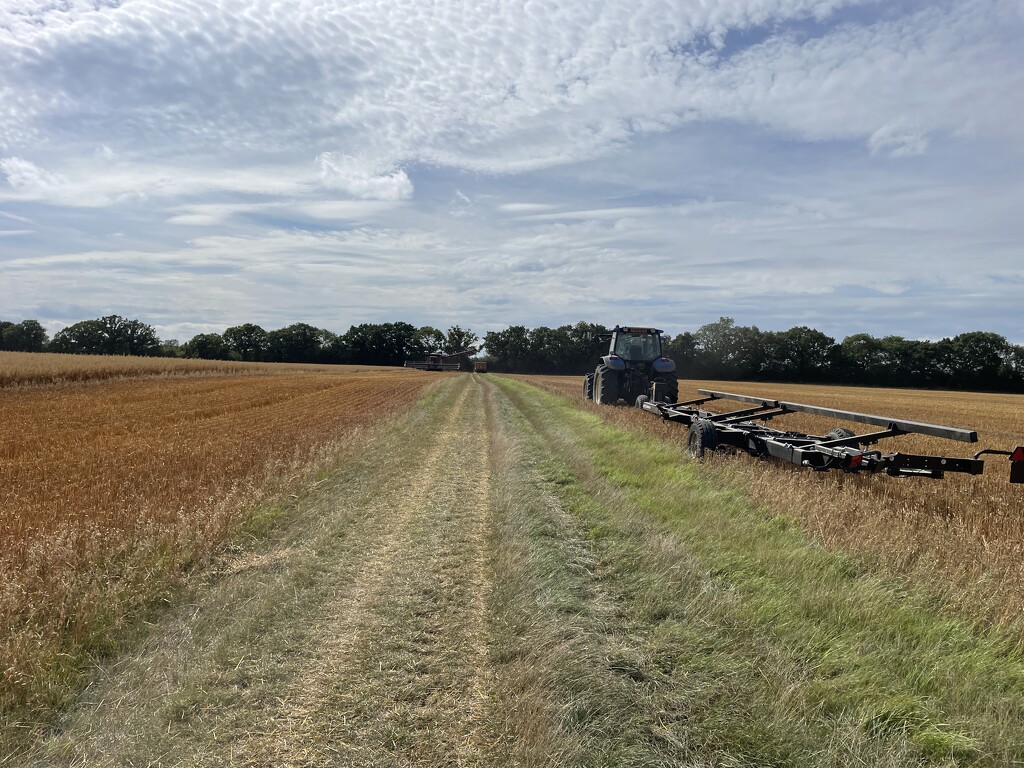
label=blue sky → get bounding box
[2,0,1022,343]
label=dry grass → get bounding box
[519,375,1024,631]
[0,350,362,388]
[0,355,443,731]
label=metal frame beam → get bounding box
[698,389,978,443]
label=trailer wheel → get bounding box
[825,427,856,441]
[583,373,595,400]
[688,419,719,459]
[595,365,619,405]
[652,371,678,403]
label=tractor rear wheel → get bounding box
[687,418,719,459]
[652,371,679,403]
[583,373,595,400]
[595,365,619,405]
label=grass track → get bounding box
[11,374,1024,766]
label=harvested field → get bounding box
[0,354,442,728]
[18,374,1024,766]
[0,350,342,388]
[521,375,1024,631]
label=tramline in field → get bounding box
[583,326,1024,483]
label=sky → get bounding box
[1,0,1023,344]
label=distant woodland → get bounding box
[3,315,1023,392]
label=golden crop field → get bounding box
[523,375,1024,630]
[0,352,442,718]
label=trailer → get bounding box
[636,388,1024,484]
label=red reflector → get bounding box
[848,454,863,469]
[1011,447,1024,462]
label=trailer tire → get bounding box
[583,373,595,400]
[688,419,719,459]
[595,365,619,405]
[825,427,856,441]
[652,371,679,403]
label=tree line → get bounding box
[0,315,480,369]
[3,314,1023,392]
[484,317,1024,392]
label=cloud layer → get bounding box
[1,0,1022,342]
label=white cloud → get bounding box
[868,123,928,158]
[499,203,557,213]
[0,157,68,194]
[0,0,1021,342]
[316,154,414,201]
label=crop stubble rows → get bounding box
[522,374,1024,631]
[0,355,441,726]
[11,371,1024,765]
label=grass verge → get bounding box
[494,376,1024,766]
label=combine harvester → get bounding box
[404,347,477,372]
[584,325,1024,484]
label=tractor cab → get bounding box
[611,327,663,362]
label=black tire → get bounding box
[825,427,856,441]
[583,373,595,400]
[688,418,719,459]
[652,371,679,403]
[595,364,619,405]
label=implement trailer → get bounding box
[637,389,1024,483]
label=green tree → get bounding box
[268,323,332,363]
[340,322,421,366]
[947,331,1011,390]
[183,333,231,360]
[694,317,765,379]
[766,326,835,382]
[50,316,160,356]
[223,324,270,361]
[160,338,183,358]
[51,320,106,355]
[663,332,697,374]
[483,325,531,372]
[411,326,446,357]
[0,319,48,352]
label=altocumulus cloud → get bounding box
[0,0,1022,342]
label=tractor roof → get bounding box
[614,326,663,334]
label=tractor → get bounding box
[583,326,678,406]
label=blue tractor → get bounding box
[583,326,678,406]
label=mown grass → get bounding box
[495,376,1024,765]
[524,374,1024,634]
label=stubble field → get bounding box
[523,374,1024,632]
[0,351,442,729]
[7,363,1024,765]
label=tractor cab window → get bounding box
[614,332,661,361]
